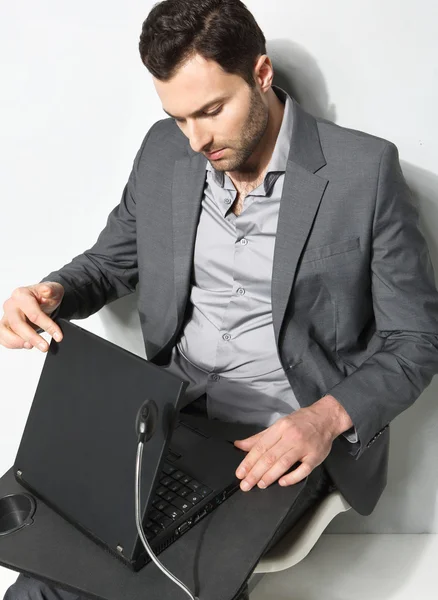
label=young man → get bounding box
[2,1,438,598]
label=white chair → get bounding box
[248,489,351,593]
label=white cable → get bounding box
[135,441,199,600]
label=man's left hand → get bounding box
[233,396,349,491]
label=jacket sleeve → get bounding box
[40,123,158,321]
[326,142,438,460]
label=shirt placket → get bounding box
[213,202,251,371]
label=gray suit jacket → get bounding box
[43,98,438,515]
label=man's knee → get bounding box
[3,573,80,600]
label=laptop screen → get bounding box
[14,319,189,559]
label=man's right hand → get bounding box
[0,282,65,352]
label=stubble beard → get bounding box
[213,87,269,174]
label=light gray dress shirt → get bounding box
[163,85,358,444]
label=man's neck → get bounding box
[227,88,285,189]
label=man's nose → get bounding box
[187,121,212,154]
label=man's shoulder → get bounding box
[141,117,189,158]
[315,113,394,163]
[147,116,181,136]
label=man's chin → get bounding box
[209,156,242,172]
[208,158,230,171]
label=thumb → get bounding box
[32,282,64,312]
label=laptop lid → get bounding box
[14,319,189,561]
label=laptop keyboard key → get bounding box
[155,515,174,529]
[163,491,177,503]
[148,509,163,522]
[153,499,168,512]
[169,481,182,493]
[171,470,185,480]
[199,486,212,497]
[186,492,202,505]
[160,476,173,487]
[180,475,192,485]
[171,497,193,512]
[156,486,168,497]
[187,480,201,491]
[178,485,192,498]
[146,520,155,529]
[149,523,163,536]
[166,448,181,463]
[163,506,183,520]
[162,463,176,475]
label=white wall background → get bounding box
[0,0,437,593]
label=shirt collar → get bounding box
[206,85,293,192]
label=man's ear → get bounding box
[253,54,274,93]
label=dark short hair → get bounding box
[139,0,267,87]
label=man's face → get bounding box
[153,53,269,173]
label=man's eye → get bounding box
[206,107,222,117]
[174,106,222,124]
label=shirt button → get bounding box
[222,333,231,341]
[237,287,245,295]
[211,374,220,382]
[240,238,248,245]
[225,198,232,204]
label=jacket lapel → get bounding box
[271,100,328,347]
[172,152,207,324]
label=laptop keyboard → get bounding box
[144,461,212,541]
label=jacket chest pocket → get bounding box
[300,236,361,265]
[296,234,364,312]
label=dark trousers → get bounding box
[4,397,334,600]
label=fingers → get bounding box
[6,309,52,352]
[239,444,302,491]
[234,409,333,492]
[234,417,321,491]
[233,430,263,451]
[0,318,32,350]
[13,287,63,341]
[235,426,285,489]
[0,283,64,352]
[278,461,314,487]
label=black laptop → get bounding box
[13,319,262,571]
